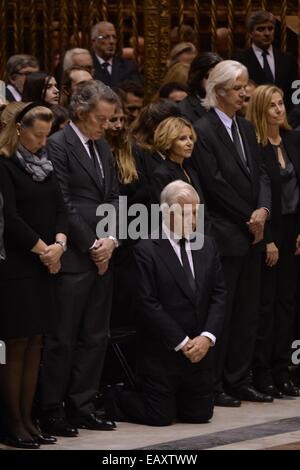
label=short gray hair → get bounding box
[160,180,200,206]
[63,48,91,71]
[246,10,275,33]
[6,54,39,79]
[91,21,115,40]
[69,80,120,121]
[202,60,248,110]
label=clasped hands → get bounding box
[90,238,115,275]
[246,208,268,244]
[181,336,211,363]
[39,243,63,274]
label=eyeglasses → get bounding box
[14,71,34,76]
[96,34,117,41]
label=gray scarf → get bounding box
[16,143,53,182]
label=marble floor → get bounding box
[1,396,300,451]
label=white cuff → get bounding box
[200,332,216,346]
[175,336,189,352]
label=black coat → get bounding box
[133,234,226,376]
[92,54,142,87]
[0,156,68,279]
[233,47,298,110]
[192,109,271,256]
[178,95,207,124]
[47,124,119,273]
[262,130,300,246]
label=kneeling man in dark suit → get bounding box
[106,180,226,426]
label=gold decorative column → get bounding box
[29,0,37,57]
[245,0,252,47]
[117,0,124,55]
[280,0,287,53]
[144,0,160,100]
[178,0,184,42]
[159,0,171,81]
[102,0,108,21]
[210,0,217,52]
[194,0,201,52]
[132,0,139,63]
[72,0,80,48]
[261,0,267,10]
[228,0,234,58]
[0,0,8,79]
[60,0,69,69]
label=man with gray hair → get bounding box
[192,60,272,406]
[233,10,298,110]
[91,21,142,86]
[5,54,39,102]
[40,80,119,436]
[105,180,226,426]
[62,48,94,75]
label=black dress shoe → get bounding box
[256,384,283,399]
[276,381,300,397]
[3,435,40,449]
[214,392,241,407]
[69,413,116,431]
[40,417,78,437]
[32,433,57,445]
[233,385,273,402]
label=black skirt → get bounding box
[0,276,58,339]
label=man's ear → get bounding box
[15,122,21,135]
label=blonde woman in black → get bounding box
[247,85,300,397]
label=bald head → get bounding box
[91,22,117,60]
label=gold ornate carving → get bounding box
[228,0,234,58]
[245,0,252,47]
[280,0,287,52]
[102,0,108,21]
[29,0,37,57]
[144,0,160,100]
[178,0,185,42]
[132,0,138,62]
[0,0,7,78]
[117,0,124,55]
[210,0,217,52]
[159,0,171,81]
[194,0,201,51]
[60,0,68,68]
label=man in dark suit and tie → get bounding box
[105,180,226,426]
[192,60,273,407]
[233,10,298,111]
[91,21,142,87]
[5,54,39,102]
[40,80,120,436]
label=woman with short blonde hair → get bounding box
[152,117,203,205]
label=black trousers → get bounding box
[253,214,299,386]
[214,249,261,392]
[115,366,214,426]
[40,269,113,418]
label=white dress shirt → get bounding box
[252,44,275,79]
[162,223,216,351]
[69,121,104,178]
[95,55,113,75]
[6,84,22,101]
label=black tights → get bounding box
[0,335,42,440]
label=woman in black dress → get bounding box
[0,103,68,448]
[105,101,149,328]
[247,85,300,397]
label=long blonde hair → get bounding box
[0,103,53,157]
[246,84,291,146]
[105,105,138,184]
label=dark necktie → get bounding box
[102,61,110,73]
[87,139,103,185]
[179,238,196,294]
[262,51,274,83]
[231,119,249,171]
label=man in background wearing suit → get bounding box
[5,54,39,102]
[105,180,226,426]
[91,21,142,87]
[233,10,298,111]
[192,60,272,407]
[40,81,119,436]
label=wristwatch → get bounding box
[55,240,67,252]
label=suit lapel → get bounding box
[211,110,250,178]
[111,57,120,86]
[94,140,108,195]
[154,238,196,303]
[64,125,104,194]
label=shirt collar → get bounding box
[69,121,90,145]
[96,55,113,66]
[252,43,273,57]
[7,84,22,101]
[214,107,235,129]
